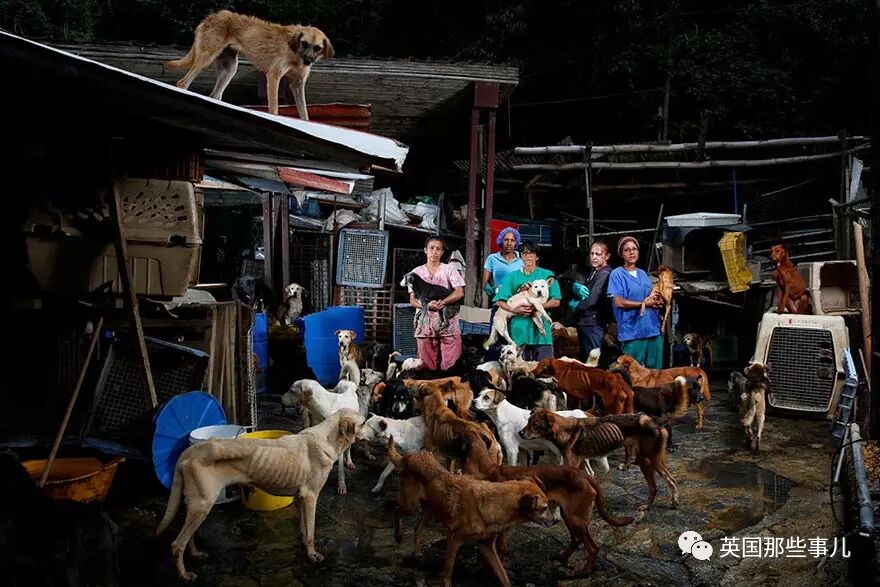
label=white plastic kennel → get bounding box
[752,312,850,418]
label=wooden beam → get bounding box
[515,135,869,155]
[279,194,290,289]
[513,146,870,171]
[110,182,158,408]
[262,195,273,287]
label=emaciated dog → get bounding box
[532,358,634,414]
[388,439,551,587]
[770,244,811,314]
[155,410,362,581]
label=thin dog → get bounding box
[166,10,334,118]
[156,410,362,581]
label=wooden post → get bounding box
[648,203,665,272]
[279,194,290,289]
[854,222,872,377]
[39,317,105,487]
[483,110,497,271]
[110,181,158,408]
[583,145,594,243]
[465,107,480,307]
[262,195,273,289]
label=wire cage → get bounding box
[336,229,389,288]
[393,303,419,359]
[290,231,332,312]
[339,285,393,343]
[83,337,209,456]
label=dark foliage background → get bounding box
[1,0,872,144]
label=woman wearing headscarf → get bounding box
[567,240,612,361]
[606,236,664,369]
[482,227,524,309]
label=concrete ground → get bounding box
[108,380,857,586]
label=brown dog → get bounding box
[682,332,711,368]
[405,377,474,417]
[416,386,501,468]
[610,355,711,430]
[521,409,679,511]
[770,244,811,314]
[457,430,633,576]
[641,266,675,334]
[388,439,551,587]
[166,10,334,118]
[155,409,361,581]
[533,359,634,414]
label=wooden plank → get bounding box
[515,136,869,155]
[109,182,158,408]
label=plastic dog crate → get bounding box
[336,228,389,288]
[752,312,849,418]
[393,303,419,360]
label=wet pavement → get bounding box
[106,380,856,586]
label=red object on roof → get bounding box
[277,167,353,194]
[246,103,371,131]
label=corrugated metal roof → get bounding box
[1,31,409,172]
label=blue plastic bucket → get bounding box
[253,311,269,393]
[304,306,365,386]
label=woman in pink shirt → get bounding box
[407,236,465,371]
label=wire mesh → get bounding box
[336,229,389,288]
[84,337,209,448]
[766,327,836,412]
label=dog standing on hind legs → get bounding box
[166,10,334,118]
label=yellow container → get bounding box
[23,457,125,503]
[718,231,753,293]
[239,430,295,511]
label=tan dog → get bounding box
[388,439,551,587]
[155,409,362,581]
[166,10,334,118]
[641,266,674,333]
[740,363,769,453]
[611,355,711,430]
[276,283,306,326]
[336,329,362,384]
[770,244,811,314]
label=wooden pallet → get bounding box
[338,285,393,344]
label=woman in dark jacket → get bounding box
[567,240,612,360]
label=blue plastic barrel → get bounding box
[304,306,365,386]
[253,311,269,393]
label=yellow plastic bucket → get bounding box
[239,430,295,511]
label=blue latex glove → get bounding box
[572,282,590,300]
[484,283,496,298]
[567,299,580,312]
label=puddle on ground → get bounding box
[696,459,797,532]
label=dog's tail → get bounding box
[671,376,689,418]
[165,47,196,70]
[386,436,404,470]
[155,462,184,536]
[584,473,634,526]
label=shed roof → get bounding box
[1,31,409,171]
[47,41,519,141]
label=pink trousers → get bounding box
[416,335,462,371]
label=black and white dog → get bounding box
[400,272,461,332]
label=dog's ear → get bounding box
[350,330,358,341]
[335,330,342,337]
[545,276,555,288]
[339,418,357,443]
[323,38,335,59]
[378,419,388,431]
[288,30,303,52]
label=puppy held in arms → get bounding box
[400,271,461,333]
[166,10,334,118]
[484,278,554,350]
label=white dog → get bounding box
[476,360,507,390]
[276,283,306,325]
[474,387,607,475]
[356,414,426,493]
[498,344,538,379]
[282,379,360,494]
[484,279,554,350]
